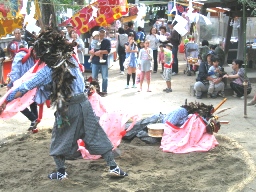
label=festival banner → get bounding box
[0,0,24,38]
[59,0,128,34]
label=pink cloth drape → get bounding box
[0,63,45,120]
[77,92,141,160]
[160,114,219,153]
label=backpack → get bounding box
[136,31,145,43]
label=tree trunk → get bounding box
[40,0,57,29]
[237,17,246,60]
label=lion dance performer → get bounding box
[0,29,128,180]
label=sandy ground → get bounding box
[1,56,256,192]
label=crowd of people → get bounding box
[115,20,182,93]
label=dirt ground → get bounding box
[1,56,256,192]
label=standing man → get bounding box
[7,28,28,59]
[125,22,138,42]
[90,27,111,97]
[65,23,74,40]
[167,21,180,75]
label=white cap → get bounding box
[92,31,99,37]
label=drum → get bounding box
[147,123,166,137]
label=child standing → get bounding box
[158,44,165,73]
[88,31,106,63]
[137,40,153,92]
[162,43,173,93]
[207,56,225,98]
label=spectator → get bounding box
[223,59,251,99]
[215,41,225,67]
[125,22,137,41]
[167,21,181,75]
[137,40,153,92]
[145,27,159,73]
[207,56,225,98]
[90,27,111,97]
[69,30,85,65]
[116,27,128,75]
[7,28,28,59]
[198,40,210,63]
[210,44,217,51]
[124,32,138,89]
[136,26,145,44]
[88,31,105,64]
[162,43,173,93]
[65,23,73,40]
[166,20,172,34]
[194,51,223,99]
[159,26,170,45]
[158,44,165,73]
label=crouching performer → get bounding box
[0,29,127,180]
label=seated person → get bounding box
[207,56,225,98]
[223,59,251,99]
[194,51,223,99]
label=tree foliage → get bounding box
[238,0,256,16]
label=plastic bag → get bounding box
[123,56,130,69]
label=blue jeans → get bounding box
[172,45,178,73]
[91,63,108,93]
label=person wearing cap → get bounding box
[194,51,224,99]
[90,27,111,96]
[65,23,73,40]
[167,21,181,76]
[88,31,106,63]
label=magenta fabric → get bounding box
[160,114,219,153]
[0,63,45,120]
[77,92,141,160]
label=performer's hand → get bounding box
[0,102,7,115]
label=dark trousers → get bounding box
[118,51,126,72]
[172,45,179,73]
[153,49,158,72]
[230,82,251,97]
[20,102,38,122]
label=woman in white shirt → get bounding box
[69,30,85,64]
[146,27,159,73]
